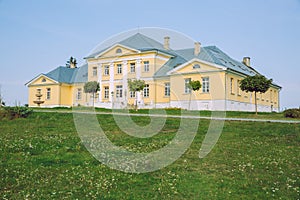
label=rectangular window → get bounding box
[46,88,51,100]
[104,86,109,99]
[76,88,82,100]
[92,67,97,76]
[184,78,191,94]
[270,89,273,103]
[237,80,241,95]
[144,61,150,72]
[143,84,149,97]
[104,65,109,75]
[164,82,170,96]
[117,64,122,74]
[116,85,123,98]
[230,78,234,94]
[130,91,136,98]
[202,77,210,93]
[130,63,135,73]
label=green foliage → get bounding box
[283,108,300,118]
[84,81,100,94]
[240,75,273,114]
[128,79,146,92]
[188,80,201,91]
[0,106,33,120]
[240,75,272,93]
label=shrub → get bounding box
[1,106,33,120]
[283,108,300,118]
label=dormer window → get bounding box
[193,64,200,69]
[116,48,122,54]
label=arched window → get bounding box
[193,64,200,69]
[42,78,46,82]
[116,48,122,54]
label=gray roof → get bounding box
[84,33,280,87]
[154,46,256,77]
[86,33,176,58]
[45,64,88,84]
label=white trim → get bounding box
[167,58,227,75]
[25,74,59,86]
[94,43,140,58]
[88,54,169,65]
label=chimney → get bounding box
[164,36,170,50]
[243,57,250,67]
[194,42,201,56]
[70,62,76,68]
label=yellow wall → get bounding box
[72,84,88,106]
[28,84,60,107]
[170,72,226,102]
[99,45,138,58]
[175,60,221,74]
[154,79,170,103]
[226,72,280,109]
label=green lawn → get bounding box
[33,107,300,121]
[0,112,299,199]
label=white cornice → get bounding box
[95,43,140,58]
[88,54,169,65]
[25,74,59,86]
[167,58,227,75]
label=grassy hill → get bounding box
[0,112,299,199]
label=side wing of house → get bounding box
[167,59,227,110]
[26,75,74,107]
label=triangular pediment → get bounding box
[95,44,140,58]
[167,58,226,75]
[25,74,58,86]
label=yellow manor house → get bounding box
[26,33,281,112]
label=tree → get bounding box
[84,81,100,107]
[128,79,146,111]
[66,56,77,68]
[240,74,272,115]
[188,80,202,110]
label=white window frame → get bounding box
[202,77,210,93]
[130,63,135,73]
[164,82,170,96]
[144,61,149,72]
[117,64,122,74]
[230,78,234,94]
[130,91,136,98]
[143,84,149,98]
[116,85,123,98]
[237,80,241,96]
[104,86,109,99]
[92,67,97,76]
[76,88,82,100]
[46,88,51,100]
[104,65,109,75]
[184,78,191,94]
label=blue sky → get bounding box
[0,0,299,109]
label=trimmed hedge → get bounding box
[283,108,300,119]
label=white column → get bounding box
[122,60,128,103]
[136,58,141,79]
[98,63,102,102]
[109,62,114,102]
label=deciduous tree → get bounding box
[240,75,272,114]
[84,81,100,107]
[128,79,146,111]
